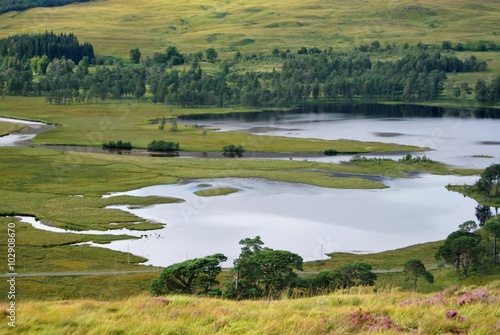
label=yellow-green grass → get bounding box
[1,283,499,334]
[0,96,426,154]
[303,241,445,272]
[0,0,499,59]
[194,187,239,197]
[0,121,24,136]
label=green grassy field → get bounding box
[1,283,498,334]
[1,0,499,59]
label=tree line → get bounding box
[0,0,92,14]
[1,36,498,106]
[0,31,95,63]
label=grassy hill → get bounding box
[0,0,499,58]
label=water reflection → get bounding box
[102,176,479,267]
[179,104,500,169]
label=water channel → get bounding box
[1,104,499,267]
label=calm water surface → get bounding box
[99,175,479,267]
[4,105,499,266]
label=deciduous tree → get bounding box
[403,258,434,292]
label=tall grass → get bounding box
[0,283,498,334]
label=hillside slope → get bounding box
[0,0,499,57]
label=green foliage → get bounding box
[435,228,483,280]
[0,42,491,106]
[228,236,303,299]
[476,164,500,198]
[399,154,433,164]
[102,140,132,150]
[0,31,94,63]
[129,48,141,64]
[205,48,218,62]
[0,0,93,14]
[475,204,492,226]
[151,253,227,295]
[324,149,338,156]
[312,262,377,293]
[403,258,434,292]
[147,140,180,152]
[222,144,245,157]
[484,216,500,265]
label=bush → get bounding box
[147,140,180,152]
[223,144,245,157]
[324,149,338,156]
[102,140,132,150]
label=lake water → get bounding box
[99,175,478,267]
[4,104,500,267]
[180,104,500,168]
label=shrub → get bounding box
[147,140,180,152]
[102,140,132,150]
[324,149,338,156]
[223,144,245,157]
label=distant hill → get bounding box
[0,0,499,57]
[0,0,93,15]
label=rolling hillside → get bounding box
[0,0,499,58]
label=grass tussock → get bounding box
[0,283,498,334]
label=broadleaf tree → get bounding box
[151,253,227,295]
[403,258,434,292]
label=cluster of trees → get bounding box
[222,144,245,158]
[0,0,91,14]
[102,140,132,150]
[474,163,500,201]
[147,140,180,152]
[1,38,494,106]
[475,76,500,106]
[436,164,500,277]
[151,236,380,299]
[0,31,95,63]
[441,40,499,52]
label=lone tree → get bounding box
[129,48,141,64]
[484,217,500,265]
[228,236,303,299]
[206,48,218,62]
[403,258,434,292]
[151,253,227,295]
[475,204,492,227]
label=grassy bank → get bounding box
[0,96,427,154]
[0,121,24,136]
[1,283,498,334]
